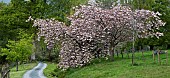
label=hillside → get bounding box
[63,50,170,78]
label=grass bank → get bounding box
[44,62,57,78]
[45,50,170,78]
[10,62,37,78]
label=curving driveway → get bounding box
[23,62,47,78]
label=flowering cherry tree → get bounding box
[29,5,165,69]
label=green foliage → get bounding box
[0,31,33,62]
[0,0,89,45]
[51,68,67,78]
[50,43,61,62]
[0,1,33,47]
[0,2,7,9]
[44,63,67,78]
[152,0,170,47]
[130,0,155,10]
[47,0,88,24]
[43,62,57,78]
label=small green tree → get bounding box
[0,32,33,71]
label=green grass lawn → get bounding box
[44,62,57,78]
[44,50,170,78]
[10,62,37,78]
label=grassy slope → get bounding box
[10,62,37,78]
[43,62,57,78]
[65,50,170,78]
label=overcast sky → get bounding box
[0,0,10,3]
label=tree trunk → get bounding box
[142,50,144,60]
[132,48,135,65]
[166,51,168,65]
[32,34,37,61]
[126,50,129,59]
[16,60,18,71]
[109,47,114,61]
[152,50,155,63]
[121,51,123,58]
[116,50,119,57]
[48,49,52,61]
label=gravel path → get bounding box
[23,62,47,78]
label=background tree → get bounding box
[1,30,33,71]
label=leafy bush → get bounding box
[50,68,67,78]
[0,30,33,63]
